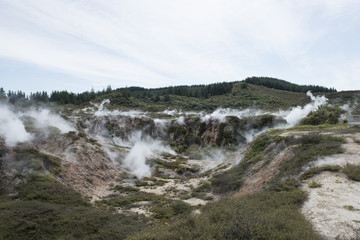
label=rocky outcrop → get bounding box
[33,133,119,197]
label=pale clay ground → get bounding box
[301,133,360,240]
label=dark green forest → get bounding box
[1,77,336,109]
[244,77,337,93]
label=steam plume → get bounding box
[0,104,33,147]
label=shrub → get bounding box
[308,181,322,188]
[301,165,342,180]
[300,105,344,125]
[0,177,148,240]
[17,176,89,207]
[343,164,360,181]
[131,190,320,240]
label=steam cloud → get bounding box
[79,92,329,178]
[123,132,175,179]
[0,103,75,147]
[0,104,33,147]
[278,91,328,127]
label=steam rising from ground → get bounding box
[278,92,328,127]
[24,109,75,133]
[189,92,327,126]
[200,149,227,171]
[0,104,33,147]
[122,132,175,179]
[79,93,328,178]
[91,93,327,129]
[0,103,75,147]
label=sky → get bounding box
[0,0,359,94]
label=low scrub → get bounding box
[300,105,344,125]
[276,134,344,180]
[211,133,345,195]
[308,181,322,188]
[301,165,342,180]
[210,134,273,194]
[0,177,148,240]
[343,163,360,181]
[96,191,192,220]
[130,190,320,240]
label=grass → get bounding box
[130,189,320,240]
[275,134,345,180]
[343,163,360,181]
[301,165,343,180]
[96,191,192,220]
[308,181,322,188]
[344,205,360,211]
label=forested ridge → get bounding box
[1,77,336,107]
[244,77,337,93]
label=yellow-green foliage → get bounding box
[96,191,192,220]
[0,177,148,240]
[301,105,344,125]
[308,181,322,188]
[130,190,320,240]
[13,147,62,177]
[343,163,360,181]
[211,133,345,195]
[301,165,342,180]
[210,134,275,194]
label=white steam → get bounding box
[277,91,328,127]
[0,104,33,147]
[200,108,267,123]
[200,149,227,171]
[24,109,75,133]
[122,131,175,179]
[176,116,185,125]
[0,103,75,147]
[94,99,147,117]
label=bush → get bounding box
[301,165,342,180]
[0,178,148,240]
[343,164,360,181]
[308,181,322,188]
[17,176,89,207]
[300,105,344,125]
[131,190,320,240]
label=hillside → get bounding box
[1,79,360,239]
[2,77,338,111]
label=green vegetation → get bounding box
[0,177,148,240]
[244,76,337,93]
[130,190,320,240]
[308,181,322,188]
[167,114,286,153]
[1,77,321,110]
[210,134,273,194]
[211,133,345,195]
[11,147,62,177]
[343,163,360,181]
[301,165,342,180]
[274,134,344,181]
[96,191,192,220]
[17,176,89,206]
[301,105,344,125]
[344,205,360,211]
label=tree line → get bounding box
[0,77,337,106]
[244,77,337,93]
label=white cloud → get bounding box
[0,0,359,91]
